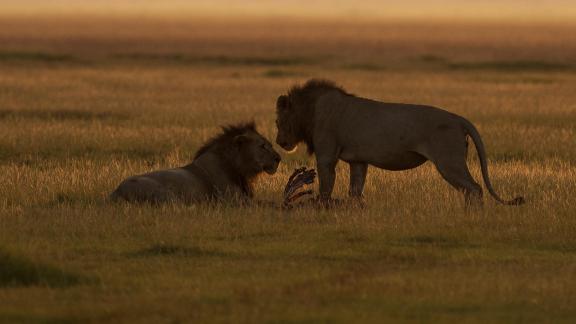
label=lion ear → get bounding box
[233,135,251,147]
[276,95,289,111]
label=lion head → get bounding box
[275,79,346,155]
[275,95,301,153]
[234,130,281,175]
[195,122,281,178]
[189,122,280,198]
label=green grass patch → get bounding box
[341,63,386,71]
[0,147,166,165]
[417,55,572,72]
[448,60,572,72]
[468,75,556,84]
[0,313,79,324]
[113,54,319,66]
[0,109,129,122]
[0,51,79,64]
[0,144,14,161]
[402,235,461,246]
[524,243,576,254]
[0,249,83,288]
[419,54,449,63]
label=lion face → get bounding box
[275,95,300,152]
[235,133,281,175]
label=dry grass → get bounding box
[0,16,575,323]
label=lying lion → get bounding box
[274,79,524,207]
[110,122,281,204]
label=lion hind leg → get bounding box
[114,177,171,204]
[349,162,368,198]
[431,156,483,207]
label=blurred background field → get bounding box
[0,1,575,323]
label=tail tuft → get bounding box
[508,196,525,205]
[109,190,122,203]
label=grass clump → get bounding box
[262,69,300,78]
[128,244,230,258]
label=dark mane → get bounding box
[287,79,351,99]
[194,121,256,160]
[285,79,352,155]
[189,121,257,197]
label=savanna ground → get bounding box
[0,16,575,323]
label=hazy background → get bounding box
[2,0,576,22]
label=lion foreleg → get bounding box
[317,158,337,201]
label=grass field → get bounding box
[1,15,576,323]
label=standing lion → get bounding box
[274,79,524,207]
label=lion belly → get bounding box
[341,149,428,171]
[370,152,428,170]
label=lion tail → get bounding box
[461,119,525,205]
